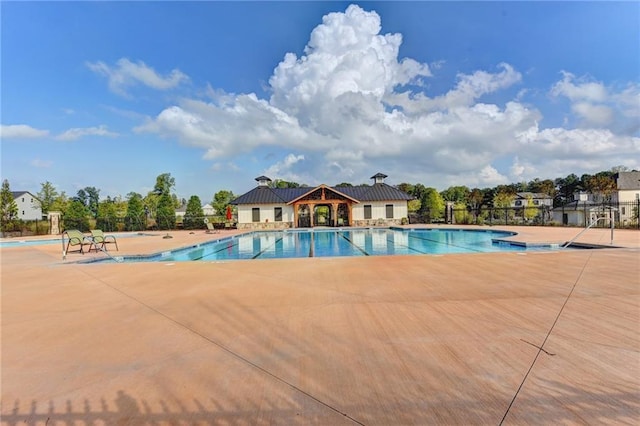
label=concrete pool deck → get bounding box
[1,226,639,424]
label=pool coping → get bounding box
[73,227,557,264]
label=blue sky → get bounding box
[2,1,638,203]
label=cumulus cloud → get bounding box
[55,125,119,141]
[550,71,639,132]
[263,153,305,180]
[87,58,188,97]
[136,4,639,188]
[1,124,49,139]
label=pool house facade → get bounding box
[231,173,413,230]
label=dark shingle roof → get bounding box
[616,171,640,190]
[516,192,552,199]
[232,183,412,205]
[11,191,38,200]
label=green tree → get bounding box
[96,200,119,232]
[555,173,581,205]
[419,187,444,221]
[184,195,205,229]
[154,173,175,195]
[156,192,176,230]
[125,192,145,231]
[467,188,484,223]
[493,191,515,208]
[440,186,470,203]
[523,195,538,221]
[50,191,70,213]
[335,182,353,187]
[270,179,301,188]
[0,179,18,230]
[74,187,100,218]
[212,190,235,217]
[84,187,100,219]
[37,181,59,215]
[63,200,90,231]
[585,172,616,201]
[407,199,421,213]
[396,183,414,194]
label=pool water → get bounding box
[98,228,541,264]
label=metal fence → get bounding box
[409,200,640,229]
[2,201,638,237]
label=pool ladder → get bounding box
[562,215,614,248]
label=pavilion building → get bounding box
[231,173,413,229]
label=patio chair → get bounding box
[206,222,219,234]
[90,229,119,252]
[62,229,94,256]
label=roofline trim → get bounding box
[286,184,360,205]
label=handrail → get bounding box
[563,210,615,248]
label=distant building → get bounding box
[231,173,412,229]
[11,191,43,220]
[175,203,217,218]
[510,192,554,208]
[552,171,640,226]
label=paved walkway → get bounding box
[2,226,639,425]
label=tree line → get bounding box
[0,166,633,232]
[0,173,236,232]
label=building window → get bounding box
[22,197,24,202]
[515,200,522,206]
[364,205,372,219]
[274,207,282,222]
[252,208,260,222]
[385,204,393,218]
[621,207,626,215]
[533,200,539,205]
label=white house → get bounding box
[611,171,640,226]
[231,173,413,230]
[175,203,217,218]
[11,191,43,220]
[552,171,640,226]
[511,192,553,208]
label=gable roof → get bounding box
[286,184,360,205]
[231,183,412,205]
[516,192,552,199]
[11,191,39,200]
[616,171,640,190]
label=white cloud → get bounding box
[263,153,305,180]
[1,124,49,139]
[87,58,188,97]
[550,72,638,132]
[136,4,639,189]
[550,71,608,102]
[571,102,613,126]
[55,125,119,141]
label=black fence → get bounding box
[2,202,638,237]
[409,200,640,229]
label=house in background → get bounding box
[511,192,554,209]
[175,203,217,218]
[231,173,413,230]
[552,171,640,226]
[11,191,43,220]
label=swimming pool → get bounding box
[90,228,556,264]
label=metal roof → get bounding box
[231,183,412,205]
